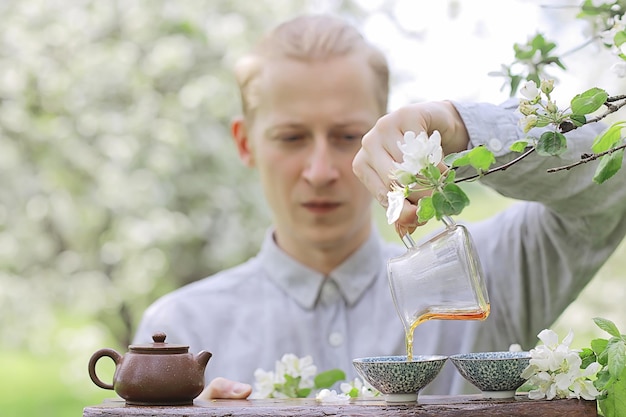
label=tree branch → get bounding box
[585,98,626,124]
[455,147,537,183]
[607,95,626,102]
[547,143,626,173]
[452,95,626,184]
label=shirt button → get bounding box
[328,332,343,347]
[488,138,503,151]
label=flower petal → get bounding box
[386,189,405,224]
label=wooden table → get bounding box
[83,394,598,416]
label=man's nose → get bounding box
[302,139,339,187]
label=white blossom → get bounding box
[508,343,523,352]
[385,130,442,225]
[600,27,617,45]
[520,80,541,100]
[249,368,277,399]
[394,130,443,175]
[275,353,317,388]
[315,389,350,404]
[611,61,626,78]
[340,377,380,398]
[250,353,318,398]
[569,362,602,400]
[521,329,601,401]
[386,185,406,224]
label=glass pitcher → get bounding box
[387,216,490,359]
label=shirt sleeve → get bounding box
[451,99,626,349]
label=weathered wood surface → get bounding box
[83,394,598,416]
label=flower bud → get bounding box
[519,103,537,116]
[521,115,538,133]
[546,101,559,113]
[540,79,554,95]
[392,170,416,186]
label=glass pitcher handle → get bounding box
[401,233,417,249]
[400,215,456,249]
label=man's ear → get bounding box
[231,116,255,167]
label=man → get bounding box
[133,14,626,399]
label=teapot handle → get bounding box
[88,348,122,390]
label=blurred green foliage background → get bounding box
[0,0,624,416]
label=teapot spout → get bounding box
[196,350,212,369]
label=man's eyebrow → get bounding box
[263,124,306,137]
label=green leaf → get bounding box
[593,149,624,184]
[432,184,470,218]
[444,169,456,184]
[569,113,586,127]
[592,122,626,153]
[467,146,496,171]
[570,87,608,115]
[296,388,312,398]
[348,387,359,398]
[615,30,626,47]
[595,317,622,338]
[417,196,436,224]
[509,76,523,97]
[549,57,566,71]
[607,338,626,379]
[580,347,598,369]
[280,375,301,398]
[449,146,496,172]
[514,39,537,60]
[444,150,470,167]
[598,367,626,417]
[510,140,530,153]
[591,338,609,360]
[531,33,548,50]
[422,163,441,181]
[536,131,567,156]
[594,369,613,391]
[314,369,346,389]
[535,117,552,128]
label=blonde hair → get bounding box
[234,14,389,120]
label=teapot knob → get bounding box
[152,332,167,343]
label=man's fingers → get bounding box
[197,377,252,400]
[353,153,391,208]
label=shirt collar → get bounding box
[258,227,384,309]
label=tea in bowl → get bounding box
[449,351,531,399]
[352,355,448,403]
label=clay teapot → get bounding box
[88,332,212,406]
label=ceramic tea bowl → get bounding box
[449,351,531,399]
[352,355,448,403]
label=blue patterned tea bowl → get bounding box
[352,355,448,403]
[449,351,531,399]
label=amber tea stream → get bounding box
[405,306,490,360]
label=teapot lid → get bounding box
[128,332,189,354]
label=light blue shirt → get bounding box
[134,100,626,394]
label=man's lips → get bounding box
[301,201,342,213]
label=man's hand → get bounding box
[353,101,469,235]
[197,377,252,400]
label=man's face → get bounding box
[233,55,383,262]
